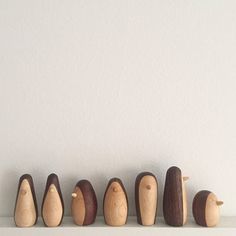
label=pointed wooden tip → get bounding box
[216,201,224,206]
[71,193,77,198]
[183,176,189,181]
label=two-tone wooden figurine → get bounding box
[163,166,189,226]
[41,173,64,227]
[71,180,97,225]
[14,174,38,227]
[103,178,128,226]
[192,190,223,227]
[135,172,158,226]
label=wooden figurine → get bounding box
[41,173,64,227]
[14,174,38,227]
[135,172,158,226]
[163,166,189,226]
[71,180,98,225]
[192,190,223,227]
[103,178,128,226]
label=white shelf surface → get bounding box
[0,216,235,236]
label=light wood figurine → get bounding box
[41,173,64,227]
[135,172,158,226]
[103,178,128,226]
[14,174,38,227]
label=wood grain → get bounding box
[193,190,223,227]
[103,178,128,226]
[41,173,64,227]
[163,166,187,226]
[182,176,188,225]
[192,190,209,227]
[71,187,85,225]
[71,180,97,226]
[135,172,158,226]
[14,174,38,227]
[205,193,220,227]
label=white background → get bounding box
[0,0,236,217]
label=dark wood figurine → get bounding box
[135,172,158,226]
[71,180,98,226]
[103,178,128,226]
[163,166,189,226]
[14,174,38,227]
[41,173,64,227]
[192,190,223,227]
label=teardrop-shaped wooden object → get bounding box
[103,178,128,226]
[192,190,223,227]
[41,173,64,227]
[14,174,38,227]
[71,179,97,226]
[135,172,158,226]
[163,166,188,226]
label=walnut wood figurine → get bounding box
[14,174,38,227]
[103,178,128,226]
[71,180,97,226]
[135,172,158,226]
[192,190,223,227]
[41,173,64,227]
[163,166,189,226]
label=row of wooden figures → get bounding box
[14,166,223,228]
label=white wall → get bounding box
[0,0,236,217]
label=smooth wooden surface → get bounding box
[182,176,188,225]
[42,184,63,227]
[103,179,128,226]
[71,187,85,225]
[0,216,236,236]
[193,191,223,227]
[136,174,158,225]
[205,193,221,227]
[14,179,37,227]
[71,180,97,226]
[193,190,209,226]
[163,166,186,226]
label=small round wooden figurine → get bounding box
[103,178,128,226]
[41,173,64,227]
[14,174,38,227]
[192,190,223,227]
[135,172,158,226]
[163,166,189,226]
[71,180,98,226]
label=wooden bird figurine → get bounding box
[71,180,97,226]
[41,173,64,227]
[103,178,128,226]
[14,174,38,227]
[163,166,189,226]
[192,190,223,227]
[135,172,158,226]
